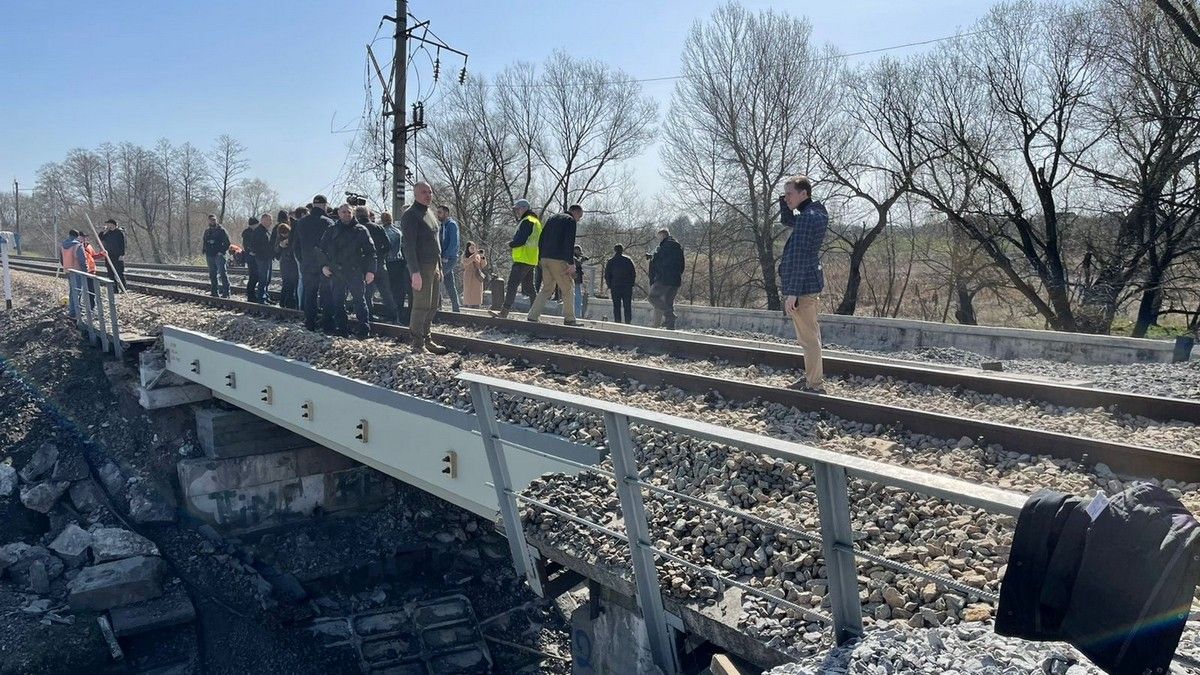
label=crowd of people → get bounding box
[67,175,829,385]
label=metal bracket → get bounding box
[355,419,369,444]
[442,450,458,478]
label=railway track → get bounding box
[14,257,1200,423]
[12,260,1200,483]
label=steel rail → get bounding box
[13,262,1198,483]
[15,256,1198,425]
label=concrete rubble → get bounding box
[48,524,93,567]
[68,555,166,612]
[90,527,159,563]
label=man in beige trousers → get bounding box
[778,175,828,392]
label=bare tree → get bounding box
[661,2,839,310]
[208,135,248,225]
[816,56,932,315]
[911,2,1109,331]
[175,142,208,259]
[1154,0,1200,50]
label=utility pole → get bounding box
[375,4,467,216]
[392,0,408,217]
[12,180,20,255]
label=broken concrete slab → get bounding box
[69,556,165,612]
[178,446,390,532]
[97,462,127,496]
[19,443,59,483]
[29,560,50,594]
[127,481,177,524]
[0,461,16,497]
[138,383,212,410]
[51,453,91,482]
[1,543,64,586]
[50,523,94,567]
[91,528,159,563]
[69,481,106,514]
[20,480,71,513]
[108,588,196,637]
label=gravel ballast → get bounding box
[15,270,1200,669]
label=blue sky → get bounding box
[0,1,995,205]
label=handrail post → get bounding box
[95,278,110,354]
[80,273,97,345]
[107,283,121,359]
[467,381,544,596]
[604,411,681,675]
[813,461,864,645]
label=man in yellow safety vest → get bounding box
[491,198,542,318]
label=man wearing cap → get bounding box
[401,182,450,354]
[291,195,335,331]
[491,198,542,319]
[201,214,231,298]
[99,218,127,292]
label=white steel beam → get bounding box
[161,326,595,518]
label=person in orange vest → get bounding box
[61,229,87,317]
[78,232,106,311]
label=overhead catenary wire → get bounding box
[472,6,1104,89]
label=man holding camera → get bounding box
[778,175,828,392]
[647,228,684,329]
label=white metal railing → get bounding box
[67,269,122,359]
[460,371,1026,675]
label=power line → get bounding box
[474,7,1103,89]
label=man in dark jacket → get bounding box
[249,214,274,303]
[201,214,231,298]
[605,244,636,324]
[358,206,397,322]
[99,218,127,292]
[778,175,828,391]
[273,213,300,309]
[382,212,410,324]
[528,204,582,325]
[241,216,261,302]
[647,228,684,329]
[401,182,449,354]
[291,195,335,330]
[491,198,541,319]
[315,203,376,337]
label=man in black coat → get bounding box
[647,228,684,329]
[527,204,582,324]
[248,214,274,303]
[315,203,377,337]
[99,218,127,292]
[605,244,636,324]
[201,214,231,298]
[291,195,335,330]
[358,206,397,322]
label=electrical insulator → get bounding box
[433,57,441,81]
[458,67,467,84]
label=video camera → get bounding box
[345,191,368,207]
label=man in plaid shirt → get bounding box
[778,175,828,392]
